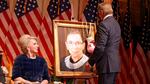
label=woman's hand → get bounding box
[1,66,8,75]
[14,77,33,84]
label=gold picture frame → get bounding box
[53,20,96,78]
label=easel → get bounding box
[62,75,98,84]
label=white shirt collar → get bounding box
[64,54,89,69]
[103,14,113,20]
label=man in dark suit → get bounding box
[88,2,121,84]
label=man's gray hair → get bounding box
[98,3,113,15]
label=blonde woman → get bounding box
[12,34,49,84]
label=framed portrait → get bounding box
[53,20,96,78]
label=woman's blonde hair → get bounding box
[18,34,37,54]
[98,3,113,15]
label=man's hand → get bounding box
[87,42,95,54]
[86,36,95,54]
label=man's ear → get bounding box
[98,10,104,21]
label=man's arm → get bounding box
[88,24,108,66]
